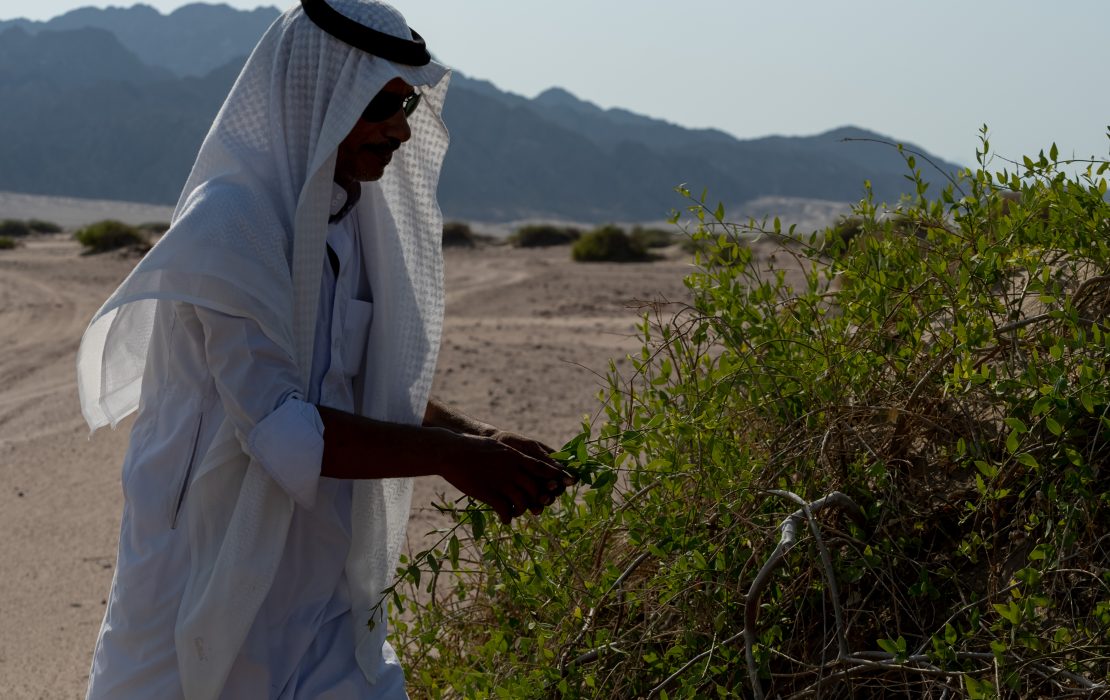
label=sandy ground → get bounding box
[0,179,848,697]
[0,232,699,698]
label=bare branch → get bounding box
[744,490,866,700]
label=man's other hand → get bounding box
[438,430,577,525]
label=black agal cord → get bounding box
[300,0,431,66]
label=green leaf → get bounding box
[964,675,989,699]
[1016,452,1039,469]
[470,509,486,540]
[1031,396,1053,416]
[877,635,906,659]
[592,469,616,490]
[448,535,460,567]
[691,549,708,570]
[944,623,957,645]
[1005,431,1019,454]
[1029,543,1053,561]
[877,638,899,655]
[994,601,1021,624]
[975,460,997,478]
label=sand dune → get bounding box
[0,234,699,698]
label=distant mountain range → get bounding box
[0,4,278,77]
[0,4,963,222]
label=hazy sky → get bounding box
[4,0,1109,169]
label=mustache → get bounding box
[363,139,402,154]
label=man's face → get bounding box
[334,77,415,184]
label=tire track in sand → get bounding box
[0,242,124,440]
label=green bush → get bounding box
[442,220,476,248]
[74,220,148,254]
[508,224,581,248]
[27,219,62,233]
[629,225,676,249]
[821,214,866,253]
[0,219,32,237]
[390,135,1110,698]
[0,236,18,250]
[571,224,653,262]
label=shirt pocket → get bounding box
[341,298,374,379]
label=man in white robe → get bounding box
[77,2,574,698]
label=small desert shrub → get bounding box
[629,225,676,248]
[822,213,866,252]
[679,234,714,256]
[27,219,62,233]
[0,219,32,237]
[74,220,148,254]
[442,221,476,248]
[571,224,652,262]
[509,224,581,248]
[0,236,18,249]
[138,221,171,234]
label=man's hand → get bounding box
[438,430,577,525]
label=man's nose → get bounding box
[385,109,412,144]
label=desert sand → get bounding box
[0,231,700,697]
[0,180,850,698]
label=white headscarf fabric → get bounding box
[76,2,450,696]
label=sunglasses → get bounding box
[360,90,421,122]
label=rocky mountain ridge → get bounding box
[0,3,962,221]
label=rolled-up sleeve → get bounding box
[195,306,323,509]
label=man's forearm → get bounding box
[317,402,575,524]
[422,397,495,437]
[317,404,459,480]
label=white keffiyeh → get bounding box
[76,2,449,697]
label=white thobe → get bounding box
[87,185,406,699]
